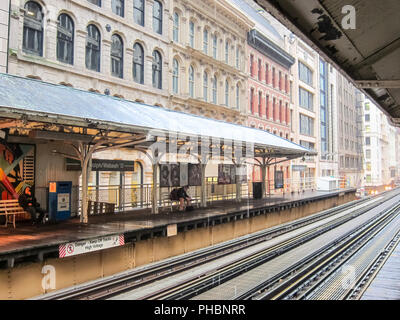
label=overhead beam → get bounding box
[355,80,400,89]
[353,37,400,71]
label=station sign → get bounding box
[59,234,125,258]
[66,158,135,171]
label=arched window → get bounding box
[85,24,101,72]
[57,14,74,64]
[112,0,124,17]
[225,80,229,106]
[189,21,194,48]
[203,71,208,102]
[153,0,162,35]
[173,12,179,42]
[133,42,144,84]
[203,28,208,54]
[189,65,194,98]
[172,58,179,94]
[111,34,123,78]
[23,2,43,56]
[152,50,162,89]
[236,84,240,109]
[212,34,217,59]
[133,0,145,26]
[212,75,217,104]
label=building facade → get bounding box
[0,0,10,73]
[289,38,319,191]
[7,0,178,184]
[246,29,294,189]
[167,0,253,124]
[337,72,363,188]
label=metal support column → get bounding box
[151,163,159,214]
[201,163,207,207]
[236,164,242,202]
[261,157,267,198]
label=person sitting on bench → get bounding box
[18,187,46,225]
[171,186,193,212]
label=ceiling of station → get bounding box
[254,0,400,126]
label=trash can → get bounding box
[48,181,72,222]
[252,182,262,199]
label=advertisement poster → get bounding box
[218,164,236,185]
[274,170,284,189]
[188,163,202,186]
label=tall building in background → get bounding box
[362,97,400,192]
[289,38,319,191]
[0,0,9,73]
[337,72,363,188]
[318,59,338,179]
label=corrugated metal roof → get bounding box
[0,73,313,156]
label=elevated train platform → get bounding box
[0,189,355,265]
[0,188,356,299]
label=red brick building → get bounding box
[247,30,295,191]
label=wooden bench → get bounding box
[0,199,27,229]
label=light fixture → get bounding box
[106,24,111,32]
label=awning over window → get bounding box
[0,73,315,158]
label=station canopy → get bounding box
[0,73,314,160]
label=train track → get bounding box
[246,201,400,300]
[36,189,398,300]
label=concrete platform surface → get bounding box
[0,189,353,257]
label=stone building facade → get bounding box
[167,0,253,124]
[7,0,177,184]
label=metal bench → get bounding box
[161,192,180,212]
[0,199,27,228]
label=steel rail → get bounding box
[252,202,400,300]
[138,195,400,300]
[37,193,384,300]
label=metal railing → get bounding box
[34,176,349,217]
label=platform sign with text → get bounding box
[59,234,125,258]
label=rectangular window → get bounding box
[365,114,370,122]
[236,46,240,69]
[299,114,314,136]
[213,35,217,59]
[258,91,262,117]
[265,63,269,83]
[250,88,254,114]
[299,87,313,111]
[133,0,144,26]
[258,59,262,81]
[365,137,370,145]
[250,54,254,77]
[366,149,371,159]
[88,0,101,6]
[298,61,313,86]
[112,0,124,17]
